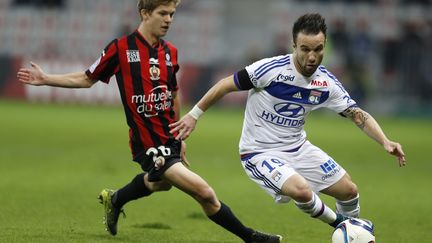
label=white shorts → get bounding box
[240,141,346,203]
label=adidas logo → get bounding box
[293,92,302,99]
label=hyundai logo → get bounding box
[274,102,305,118]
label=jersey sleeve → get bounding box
[85,40,119,83]
[172,48,180,92]
[234,56,287,90]
[326,78,358,113]
[171,63,180,92]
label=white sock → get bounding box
[336,194,360,218]
[295,193,337,224]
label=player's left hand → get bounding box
[384,141,406,167]
[169,114,197,140]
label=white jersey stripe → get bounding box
[256,61,291,79]
[255,55,290,76]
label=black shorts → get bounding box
[135,140,182,182]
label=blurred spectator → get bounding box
[117,23,134,38]
[12,0,64,8]
[381,38,399,81]
[398,20,431,102]
[0,56,10,92]
[271,33,291,56]
[330,19,350,53]
[327,18,350,97]
[425,19,432,100]
[346,18,374,106]
[401,0,431,5]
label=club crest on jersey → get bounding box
[309,90,322,104]
[150,65,161,80]
[126,50,140,63]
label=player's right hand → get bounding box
[169,114,197,140]
[17,62,46,86]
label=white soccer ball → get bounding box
[332,218,375,243]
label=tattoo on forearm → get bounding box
[355,112,369,129]
[344,108,369,129]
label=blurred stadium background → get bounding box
[0,0,431,115]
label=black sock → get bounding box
[208,201,254,242]
[111,173,152,209]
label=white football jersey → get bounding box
[236,54,357,155]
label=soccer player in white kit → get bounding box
[170,13,406,229]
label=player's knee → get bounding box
[282,175,313,202]
[156,181,173,191]
[290,183,313,202]
[341,182,358,201]
[195,185,217,205]
[348,183,358,199]
[148,180,173,192]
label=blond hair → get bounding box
[137,0,181,17]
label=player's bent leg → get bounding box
[98,173,154,235]
[321,174,360,218]
[163,163,282,243]
[282,174,339,226]
[335,194,360,218]
[112,173,154,208]
[144,173,173,192]
[321,174,358,200]
[163,162,220,214]
[281,173,313,202]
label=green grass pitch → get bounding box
[1,100,431,242]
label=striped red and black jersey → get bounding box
[85,30,180,162]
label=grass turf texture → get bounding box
[0,100,431,242]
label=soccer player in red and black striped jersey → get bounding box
[17,0,282,242]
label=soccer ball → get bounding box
[332,218,375,243]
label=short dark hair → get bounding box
[292,13,327,44]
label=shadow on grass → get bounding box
[187,211,207,220]
[132,222,172,230]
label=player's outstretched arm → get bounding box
[169,75,239,140]
[342,106,406,167]
[17,62,96,88]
